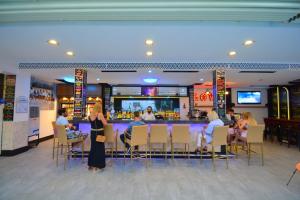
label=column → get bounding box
[213,70,226,118]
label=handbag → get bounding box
[96,135,106,142]
[92,117,106,143]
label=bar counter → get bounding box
[72,118,209,124]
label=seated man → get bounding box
[56,108,78,139]
[195,111,224,152]
[120,111,146,151]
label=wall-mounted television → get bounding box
[141,87,158,96]
[237,91,261,104]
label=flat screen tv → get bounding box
[237,91,261,104]
[141,87,158,96]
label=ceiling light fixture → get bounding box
[143,78,158,83]
[96,78,100,81]
[200,78,204,82]
[148,70,152,73]
[47,39,59,46]
[228,51,237,57]
[244,40,255,46]
[146,51,153,57]
[145,39,154,46]
[66,51,75,57]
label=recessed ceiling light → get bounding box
[200,78,204,82]
[47,39,59,46]
[66,51,75,57]
[244,40,255,46]
[145,39,154,46]
[228,51,237,57]
[96,78,100,81]
[148,70,152,73]
[146,51,153,56]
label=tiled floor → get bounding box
[0,140,299,200]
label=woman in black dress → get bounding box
[88,102,107,171]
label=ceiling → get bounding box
[0,1,300,87]
[0,0,300,23]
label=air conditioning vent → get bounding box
[101,70,137,72]
[239,71,276,73]
[163,70,199,73]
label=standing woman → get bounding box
[88,101,107,171]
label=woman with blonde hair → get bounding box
[88,100,107,171]
[234,112,257,143]
[195,111,224,152]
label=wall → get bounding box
[13,73,30,122]
[39,108,56,138]
[231,88,268,124]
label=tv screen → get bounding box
[141,87,158,96]
[237,91,261,104]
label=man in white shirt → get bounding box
[56,108,69,126]
[56,108,77,139]
[142,106,156,121]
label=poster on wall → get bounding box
[193,85,213,107]
[30,77,55,110]
[3,75,16,121]
[73,69,87,118]
[213,70,226,118]
[16,96,29,113]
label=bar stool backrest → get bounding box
[131,125,148,146]
[52,121,57,138]
[212,126,229,146]
[56,125,68,145]
[104,124,115,143]
[150,124,168,144]
[247,125,265,143]
[172,124,190,144]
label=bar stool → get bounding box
[170,124,190,159]
[200,126,229,170]
[124,125,149,166]
[149,124,168,160]
[51,121,59,159]
[104,124,118,159]
[55,125,85,170]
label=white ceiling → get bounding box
[0,21,300,87]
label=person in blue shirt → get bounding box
[120,111,145,150]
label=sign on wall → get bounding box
[213,70,226,118]
[16,96,29,113]
[73,69,87,118]
[194,86,213,107]
[3,75,16,121]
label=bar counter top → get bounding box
[71,118,209,124]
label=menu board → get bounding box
[73,69,87,118]
[3,75,16,121]
[213,70,226,117]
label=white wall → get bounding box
[231,88,268,124]
[39,109,56,138]
[13,72,30,122]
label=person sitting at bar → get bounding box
[142,106,156,121]
[120,111,146,151]
[233,112,257,143]
[195,111,224,152]
[56,108,78,139]
[227,108,238,143]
